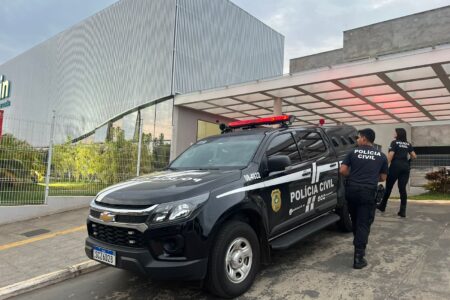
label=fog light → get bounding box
[93,232,98,236]
[162,235,184,256]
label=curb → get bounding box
[0,260,105,300]
[389,199,450,204]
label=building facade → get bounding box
[0,0,284,146]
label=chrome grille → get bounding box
[89,209,148,223]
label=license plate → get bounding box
[93,246,116,266]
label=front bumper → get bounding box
[85,237,208,280]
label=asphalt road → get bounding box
[15,202,450,300]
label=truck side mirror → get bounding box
[268,155,291,173]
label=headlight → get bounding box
[148,193,209,225]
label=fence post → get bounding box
[44,111,56,204]
[136,116,143,177]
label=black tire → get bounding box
[206,220,260,299]
[336,197,352,232]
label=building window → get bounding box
[94,124,108,143]
[136,100,174,172]
[122,112,139,141]
[140,105,156,139]
[197,120,220,140]
[154,99,173,143]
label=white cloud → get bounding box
[3,0,450,69]
[235,0,450,73]
[265,4,298,34]
[370,0,398,9]
[283,35,343,72]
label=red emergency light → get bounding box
[228,115,294,128]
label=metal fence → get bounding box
[0,114,171,206]
[2,113,449,205]
[410,154,450,187]
[411,154,450,169]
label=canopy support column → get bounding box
[273,97,282,115]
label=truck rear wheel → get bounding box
[206,220,260,299]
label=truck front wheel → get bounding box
[337,198,353,232]
[206,220,260,298]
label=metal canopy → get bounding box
[174,45,450,126]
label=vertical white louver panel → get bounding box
[0,0,284,144]
[174,0,284,94]
[0,0,176,143]
[54,0,176,123]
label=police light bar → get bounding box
[228,115,294,128]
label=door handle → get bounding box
[303,171,311,175]
[330,163,338,168]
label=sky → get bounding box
[1,0,450,72]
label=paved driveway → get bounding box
[15,201,450,300]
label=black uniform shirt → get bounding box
[342,145,388,187]
[388,140,414,161]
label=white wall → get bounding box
[0,196,93,225]
[412,123,450,146]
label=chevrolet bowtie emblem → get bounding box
[99,211,115,222]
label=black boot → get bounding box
[397,203,406,218]
[376,203,386,212]
[377,199,387,212]
[353,248,367,269]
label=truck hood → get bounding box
[94,169,242,206]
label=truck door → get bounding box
[294,129,339,213]
[260,132,312,238]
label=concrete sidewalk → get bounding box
[0,200,449,299]
[0,207,99,293]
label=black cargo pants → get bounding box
[379,161,410,212]
[345,185,377,250]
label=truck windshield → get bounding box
[170,134,263,169]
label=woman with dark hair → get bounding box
[377,128,417,217]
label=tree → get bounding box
[53,138,77,181]
[139,132,154,175]
[96,127,138,184]
[0,134,46,185]
[152,133,170,170]
[75,144,100,181]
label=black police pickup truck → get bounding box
[85,115,357,298]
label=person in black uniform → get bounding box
[377,128,417,217]
[340,128,388,269]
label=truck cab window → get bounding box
[331,137,339,147]
[295,131,327,160]
[266,133,301,164]
[170,134,264,169]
